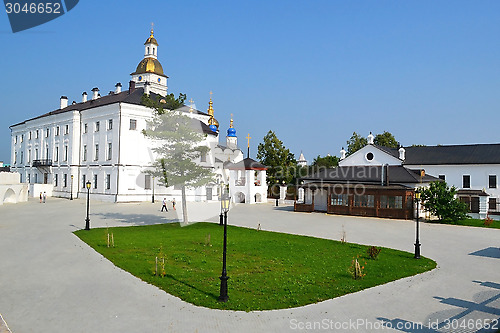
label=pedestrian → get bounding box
[172,198,176,210]
[39,192,42,203]
[43,192,47,203]
[161,198,168,212]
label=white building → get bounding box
[297,152,307,167]
[0,172,28,205]
[9,29,247,202]
[339,133,500,219]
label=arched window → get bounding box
[153,47,155,55]
[147,47,150,54]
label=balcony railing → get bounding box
[32,159,52,167]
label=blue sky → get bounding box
[1,1,500,164]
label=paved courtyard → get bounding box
[0,198,499,332]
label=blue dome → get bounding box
[227,127,236,137]
[209,124,218,132]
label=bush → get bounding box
[420,181,470,222]
[367,246,382,260]
[484,216,494,227]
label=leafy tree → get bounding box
[419,181,470,222]
[374,131,398,148]
[257,130,297,186]
[142,94,213,224]
[346,132,368,156]
[311,155,339,168]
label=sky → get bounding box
[1,0,500,164]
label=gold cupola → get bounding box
[207,94,219,132]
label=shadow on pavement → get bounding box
[377,280,500,332]
[469,247,500,259]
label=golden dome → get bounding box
[134,57,164,76]
[145,29,158,45]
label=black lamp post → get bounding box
[414,189,421,259]
[219,184,224,226]
[70,175,74,200]
[85,181,91,230]
[151,175,155,203]
[218,193,230,302]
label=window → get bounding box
[35,148,39,160]
[54,174,58,187]
[107,143,112,160]
[82,175,86,188]
[14,152,17,164]
[489,175,497,189]
[366,152,374,161]
[145,174,151,190]
[93,174,98,189]
[489,198,497,211]
[29,131,32,140]
[438,175,446,181]
[27,149,31,163]
[14,135,17,144]
[380,195,403,209]
[45,147,49,159]
[55,147,59,162]
[129,119,137,130]
[64,125,69,135]
[27,174,31,183]
[83,145,87,161]
[84,123,88,134]
[106,174,111,190]
[94,144,99,161]
[354,195,374,208]
[36,130,39,138]
[20,134,23,142]
[463,175,471,189]
[331,194,349,206]
[56,126,60,136]
[95,121,100,132]
[46,128,49,137]
[201,151,207,162]
[64,146,68,162]
[63,174,67,187]
[108,119,113,130]
[20,151,23,164]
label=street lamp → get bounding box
[414,189,421,259]
[152,175,155,203]
[218,193,231,302]
[85,181,91,230]
[219,184,224,226]
[70,175,74,200]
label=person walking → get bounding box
[39,192,42,203]
[161,198,168,212]
[172,198,176,210]
[42,192,47,203]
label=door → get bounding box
[206,187,212,201]
[44,173,48,184]
[470,197,479,213]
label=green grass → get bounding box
[427,218,500,229]
[74,223,436,311]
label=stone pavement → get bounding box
[0,198,499,332]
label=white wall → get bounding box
[339,145,401,167]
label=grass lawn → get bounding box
[426,218,500,229]
[74,222,436,311]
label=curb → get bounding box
[0,314,12,333]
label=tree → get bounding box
[346,132,367,156]
[374,131,398,148]
[346,131,399,155]
[419,181,470,222]
[311,155,339,168]
[257,130,297,187]
[142,94,213,224]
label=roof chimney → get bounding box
[340,147,346,160]
[367,132,374,145]
[60,96,68,109]
[91,87,99,100]
[399,147,406,160]
[82,92,87,103]
[128,80,135,94]
[115,82,122,94]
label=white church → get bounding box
[9,29,267,204]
